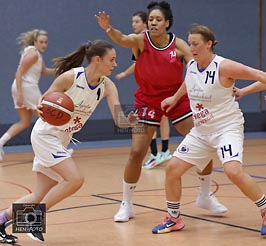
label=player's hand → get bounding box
[233,86,243,100]
[36,96,45,120]
[161,96,177,113]
[127,111,139,126]
[16,93,23,108]
[95,11,111,31]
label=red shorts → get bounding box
[134,90,192,126]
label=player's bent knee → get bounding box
[68,175,84,190]
[224,169,243,184]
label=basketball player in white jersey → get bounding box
[0,29,54,161]
[0,40,138,244]
[152,25,266,236]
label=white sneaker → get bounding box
[0,146,4,162]
[157,149,172,165]
[142,154,157,169]
[196,193,228,214]
[114,201,134,222]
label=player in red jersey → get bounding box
[96,1,227,222]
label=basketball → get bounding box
[41,92,74,126]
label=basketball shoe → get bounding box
[158,149,172,164]
[142,154,157,169]
[143,150,172,169]
[27,231,44,242]
[114,201,134,222]
[152,213,185,234]
[261,208,266,235]
[0,223,18,244]
[142,153,164,169]
[196,193,228,214]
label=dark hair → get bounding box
[189,25,218,51]
[53,40,114,77]
[147,1,173,30]
[132,11,148,24]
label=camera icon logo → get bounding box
[16,207,42,226]
[12,203,46,233]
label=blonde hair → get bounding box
[17,29,48,53]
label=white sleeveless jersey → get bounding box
[34,67,105,140]
[185,55,244,134]
[18,46,43,84]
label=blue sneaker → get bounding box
[152,214,185,234]
[261,209,266,236]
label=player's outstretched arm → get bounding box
[95,11,137,49]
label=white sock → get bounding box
[255,194,266,210]
[122,180,136,203]
[198,174,211,197]
[167,201,180,218]
[0,133,11,147]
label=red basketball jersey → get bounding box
[134,31,184,99]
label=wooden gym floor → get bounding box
[1,135,266,246]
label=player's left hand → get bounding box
[233,86,243,100]
[161,96,176,113]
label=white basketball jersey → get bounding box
[185,55,244,134]
[20,46,42,84]
[34,67,105,138]
[60,67,106,133]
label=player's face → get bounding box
[100,48,117,76]
[148,9,169,36]
[132,16,146,34]
[188,33,212,62]
[34,35,48,53]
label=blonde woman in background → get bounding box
[0,29,54,161]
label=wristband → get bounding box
[106,26,112,33]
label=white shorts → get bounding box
[11,80,41,110]
[173,126,244,171]
[31,120,72,182]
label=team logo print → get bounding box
[52,151,68,159]
[56,97,63,104]
[178,145,189,153]
[169,50,176,59]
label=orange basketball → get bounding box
[41,92,74,126]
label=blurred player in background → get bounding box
[0,29,54,161]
